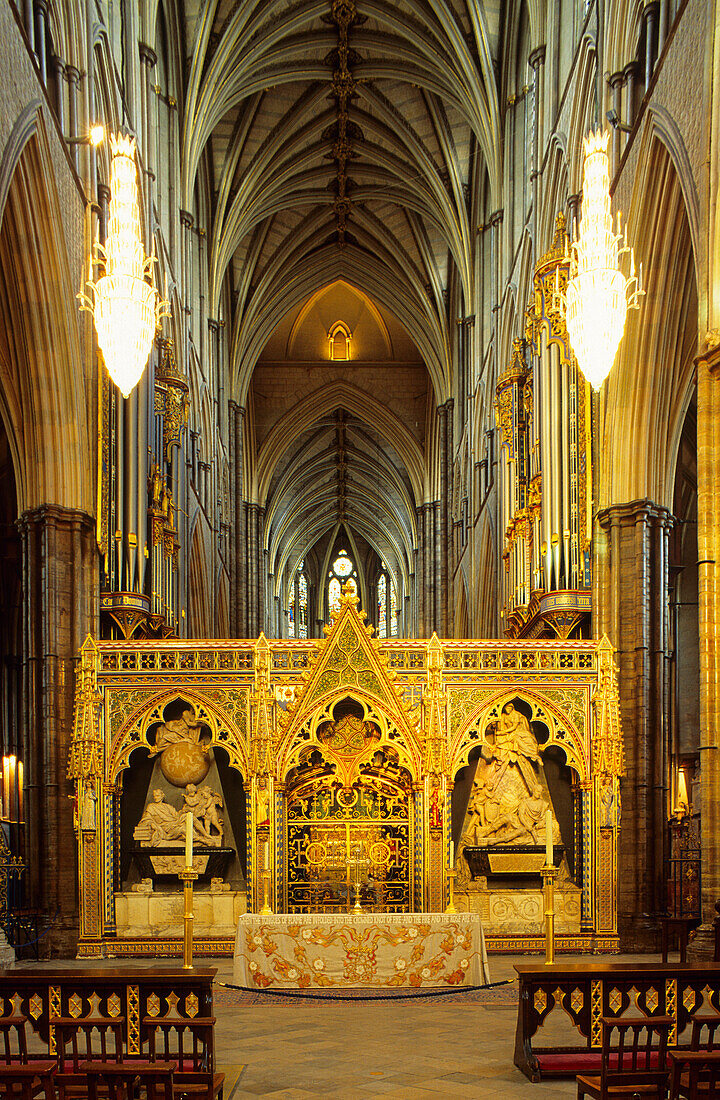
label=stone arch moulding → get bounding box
[450,687,589,782]
[108,688,250,784]
[276,691,421,785]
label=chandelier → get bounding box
[79,134,167,398]
[562,129,642,390]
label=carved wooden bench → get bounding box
[514,961,720,1082]
[0,966,216,1067]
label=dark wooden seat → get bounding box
[0,1014,57,1099]
[142,1016,223,1099]
[54,1015,126,1099]
[81,1060,177,1100]
[668,1051,720,1099]
[668,1013,720,1099]
[576,1015,673,1100]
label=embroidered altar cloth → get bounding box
[233,912,490,989]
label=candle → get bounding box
[545,810,553,866]
[185,812,193,868]
[18,761,23,822]
[449,840,454,866]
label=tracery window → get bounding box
[377,573,387,638]
[328,550,357,615]
[328,321,352,361]
[288,561,308,639]
[376,568,398,638]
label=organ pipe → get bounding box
[495,213,593,638]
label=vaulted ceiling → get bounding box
[179,0,505,608]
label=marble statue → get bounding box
[134,789,186,846]
[149,704,211,787]
[134,784,225,848]
[150,708,205,755]
[183,783,224,846]
[460,702,560,851]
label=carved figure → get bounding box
[429,786,442,829]
[134,789,186,847]
[183,783,221,846]
[198,784,224,835]
[80,777,97,831]
[256,781,271,826]
[484,702,540,792]
[150,708,206,756]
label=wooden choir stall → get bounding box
[69,592,624,988]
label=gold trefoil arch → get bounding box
[109,689,249,783]
[450,688,589,781]
[277,695,420,785]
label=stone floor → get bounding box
[11,951,669,1098]
[210,954,600,1099]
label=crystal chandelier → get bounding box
[563,129,642,390]
[79,134,167,398]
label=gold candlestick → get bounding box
[541,865,558,965]
[179,867,199,969]
[445,866,457,914]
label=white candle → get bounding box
[185,812,193,868]
[449,840,454,866]
[545,810,553,866]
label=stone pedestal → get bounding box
[458,881,582,935]
[114,887,246,939]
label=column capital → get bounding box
[697,332,720,374]
[596,498,674,530]
[528,44,546,70]
[138,42,158,67]
[64,64,80,86]
[179,208,194,229]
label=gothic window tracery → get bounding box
[328,550,357,614]
[288,561,308,639]
[328,321,351,361]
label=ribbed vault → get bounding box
[182,0,503,406]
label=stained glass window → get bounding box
[332,552,353,577]
[298,571,308,639]
[377,573,387,638]
[390,573,398,636]
[288,560,308,639]
[327,548,358,618]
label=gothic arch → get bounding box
[0,123,91,513]
[602,133,698,509]
[450,688,588,782]
[109,688,249,782]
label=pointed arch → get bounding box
[0,122,91,513]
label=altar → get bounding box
[233,912,489,989]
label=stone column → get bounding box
[528,45,546,263]
[608,72,625,174]
[229,403,246,637]
[689,339,720,957]
[438,400,453,637]
[595,499,672,949]
[17,505,97,956]
[65,66,80,171]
